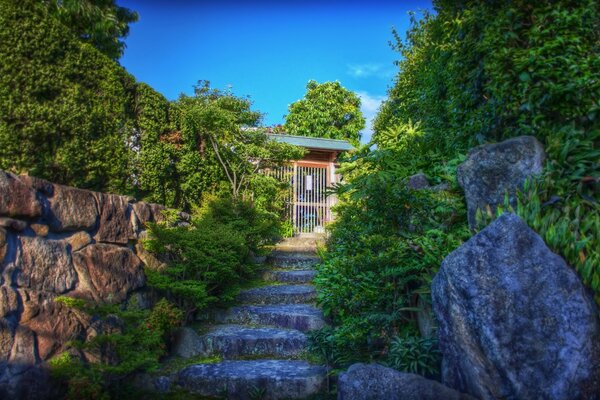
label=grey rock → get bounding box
[338,363,475,400]
[407,173,430,190]
[0,228,6,264]
[0,171,41,219]
[95,193,135,244]
[416,295,436,338]
[178,360,327,399]
[268,253,320,269]
[432,213,600,400]
[72,244,145,303]
[457,135,545,229]
[172,327,204,358]
[216,304,327,332]
[237,284,316,305]
[47,184,99,232]
[132,373,172,394]
[15,236,77,294]
[176,324,308,359]
[0,217,27,231]
[64,231,92,252]
[263,269,317,284]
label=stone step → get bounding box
[178,360,327,400]
[263,269,317,284]
[215,304,327,332]
[173,325,308,359]
[268,253,320,269]
[237,284,316,305]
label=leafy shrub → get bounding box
[385,334,441,378]
[198,195,281,253]
[144,216,249,317]
[313,121,470,369]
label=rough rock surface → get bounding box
[0,228,6,264]
[217,304,327,332]
[237,284,316,304]
[0,217,27,231]
[263,269,317,284]
[72,244,145,303]
[407,173,430,190]
[48,184,99,232]
[15,236,77,294]
[338,363,475,400]
[0,169,185,399]
[95,193,135,244]
[457,135,545,229]
[0,171,41,218]
[173,325,308,359]
[432,213,600,400]
[178,360,327,400]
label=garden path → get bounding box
[173,236,329,399]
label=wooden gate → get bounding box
[264,163,337,235]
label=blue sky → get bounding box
[118,0,433,143]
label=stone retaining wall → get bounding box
[0,169,181,398]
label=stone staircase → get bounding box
[165,240,328,399]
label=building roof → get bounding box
[267,133,354,152]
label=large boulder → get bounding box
[457,135,545,229]
[0,171,41,218]
[47,185,99,232]
[337,363,475,400]
[72,244,145,303]
[432,213,600,400]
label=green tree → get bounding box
[0,0,139,192]
[46,0,138,60]
[138,81,304,208]
[284,80,365,146]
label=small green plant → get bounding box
[385,334,441,378]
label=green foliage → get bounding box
[385,334,441,378]
[0,0,139,192]
[284,80,365,146]
[313,121,470,369]
[376,0,599,299]
[50,299,184,399]
[45,0,138,60]
[144,196,280,317]
[137,80,303,209]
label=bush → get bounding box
[49,299,184,399]
[144,196,280,319]
[312,121,470,369]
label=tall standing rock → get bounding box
[457,135,545,229]
[432,213,600,400]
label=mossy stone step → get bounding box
[173,325,308,359]
[178,360,327,400]
[237,284,316,305]
[215,304,327,332]
[262,269,317,284]
[268,253,320,269]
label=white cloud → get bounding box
[356,91,386,144]
[347,63,394,79]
